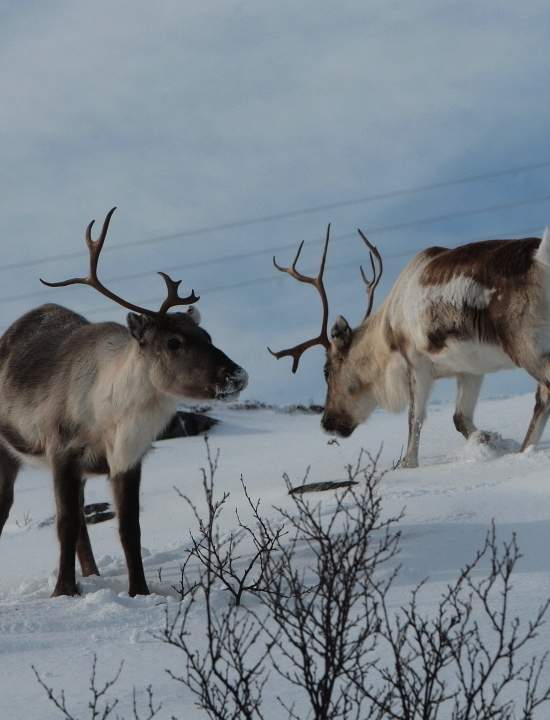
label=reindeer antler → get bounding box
[268,224,332,373]
[157,272,199,314]
[357,228,383,320]
[40,208,199,318]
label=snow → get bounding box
[2,393,550,718]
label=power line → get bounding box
[1,158,550,274]
[0,192,548,309]
[71,223,547,319]
[0,221,545,334]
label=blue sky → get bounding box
[1,1,550,404]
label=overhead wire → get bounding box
[0,216,546,334]
[1,157,550,274]
[72,223,547,319]
[0,193,548,309]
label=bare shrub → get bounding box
[162,438,283,719]
[172,438,285,607]
[15,509,33,529]
[32,654,160,719]
[260,450,401,719]
[164,444,550,720]
[361,526,550,719]
[35,444,550,720]
[162,588,272,720]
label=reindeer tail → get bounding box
[535,227,550,267]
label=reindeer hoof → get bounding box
[472,430,492,445]
[400,457,418,469]
[51,582,80,597]
[128,583,150,597]
[81,566,100,578]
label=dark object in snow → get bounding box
[84,502,114,525]
[86,510,115,525]
[83,502,110,515]
[293,403,324,415]
[228,400,324,414]
[185,401,324,414]
[39,504,115,528]
[38,515,55,529]
[288,479,358,495]
[156,411,218,441]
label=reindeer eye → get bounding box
[167,337,183,351]
[323,365,330,381]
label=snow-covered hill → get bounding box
[1,394,550,718]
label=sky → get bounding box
[1,1,550,404]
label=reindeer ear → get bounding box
[186,306,201,326]
[127,313,149,344]
[330,315,352,351]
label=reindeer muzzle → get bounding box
[215,366,249,401]
[321,412,356,438]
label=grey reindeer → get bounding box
[0,208,248,597]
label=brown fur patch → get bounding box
[453,411,470,439]
[384,321,409,354]
[420,237,540,287]
[425,304,501,353]
[419,238,541,358]
[422,245,447,259]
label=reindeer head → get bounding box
[41,208,248,402]
[126,309,247,400]
[269,226,382,437]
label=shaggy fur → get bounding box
[0,303,247,596]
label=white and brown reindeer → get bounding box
[270,225,550,467]
[0,208,248,597]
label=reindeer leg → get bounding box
[111,464,149,597]
[453,373,484,439]
[76,479,99,577]
[0,445,19,535]
[402,363,433,469]
[52,455,81,597]
[521,384,550,451]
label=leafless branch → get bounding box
[33,654,160,720]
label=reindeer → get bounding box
[0,208,248,597]
[270,225,550,467]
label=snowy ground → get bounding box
[2,393,550,719]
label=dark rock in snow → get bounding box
[84,502,110,515]
[86,510,115,525]
[288,480,358,495]
[84,503,115,525]
[156,411,218,441]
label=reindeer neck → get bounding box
[106,340,175,418]
[353,308,409,413]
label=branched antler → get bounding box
[40,208,199,317]
[157,271,199,314]
[268,224,332,373]
[357,228,383,320]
